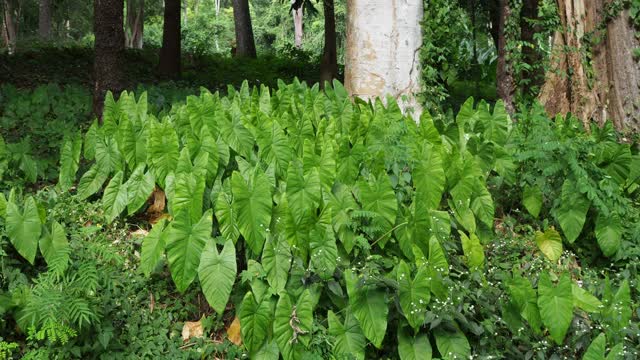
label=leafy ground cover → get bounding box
[0,80,639,359]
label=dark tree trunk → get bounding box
[125,0,144,49]
[320,0,338,87]
[38,0,52,39]
[158,0,180,77]
[492,0,516,114]
[2,0,17,54]
[520,0,542,97]
[232,0,256,58]
[93,0,125,121]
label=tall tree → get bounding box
[520,0,542,97]
[539,0,640,131]
[232,0,256,57]
[2,0,17,54]
[490,0,516,114]
[158,0,181,77]
[319,0,338,86]
[292,0,303,48]
[38,0,52,39]
[345,0,423,119]
[93,0,125,119]
[125,0,144,49]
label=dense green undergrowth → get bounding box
[1,80,639,359]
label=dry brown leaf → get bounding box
[149,292,155,314]
[147,187,166,214]
[182,320,204,342]
[130,228,149,238]
[226,317,242,346]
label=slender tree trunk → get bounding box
[539,0,640,131]
[345,0,423,119]
[125,0,144,49]
[232,0,256,58]
[93,0,125,121]
[38,0,52,39]
[2,0,17,54]
[158,0,181,78]
[520,0,542,97]
[493,0,516,114]
[320,0,338,86]
[293,4,303,48]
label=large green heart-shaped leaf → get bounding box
[240,291,275,356]
[595,214,621,257]
[413,144,445,210]
[535,227,563,262]
[77,165,110,200]
[274,290,313,360]
[199,239,236,315]
[572,284,602,313]
[141,219,168,277]
[6,196,42,264]
[215,187,240,243]
[556,180,590,243]
[434,326,470,360]
[309,223,338,280]
[582,333,606,360]
[398,327,432,360]
[231,170,272,255]
[147,120,179,188]
[125,164,155,215]
[58,132,82,191]
[39,221,70,275]
[460,231,485,270]
[262,236,292,293]
[345,270,388,348]
[507,274,542,333]
[165,209,213,292]
[328,310,366,360]
[102,171,129,223]
[538,272,573,345]
[286,161,321,225]
[523,185,543,218]
[397,261,431,330]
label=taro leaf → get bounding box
[328,310,366,360]
[6,196,42,264]
[535,227,563,262]
[39,221,70,275]
[345,270,388,348]
[199,239,237,315]
[141,219,168,277]
[240,291,275,356]
[165,209,213,292]
[102,171,129,223]
[537,272,573,345]
[262,236,292,293]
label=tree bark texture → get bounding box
[320,0,338,86]
[126,0,144,49]
[344,0,424,120]
[494,0,516,114]
[2,0,17,54]
[158,0,181,77]
[539,0,640,131]
[232,0,256,58]
[93,0,125,120]
[293,5,303,48]
[520,0,543,96]
[38,0,52,39]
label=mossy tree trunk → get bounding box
[320,0,338,86]
[232,0,256,58]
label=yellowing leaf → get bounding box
[226,317,243,346]
[535,227,563,262]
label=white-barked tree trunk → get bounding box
[344,0,424,120]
